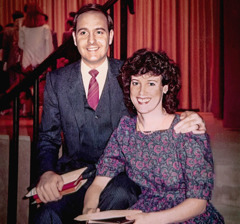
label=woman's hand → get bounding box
[126,212,164,224]
[82,207,100,215]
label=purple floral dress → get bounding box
[97,115,224,223]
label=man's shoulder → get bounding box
[52,61,79,74]
[108,58,124,68]
[108,58,124,78]
[47,61,80,82]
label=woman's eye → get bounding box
[132,81,138,86]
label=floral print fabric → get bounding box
[97,115,224,223]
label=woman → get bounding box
[19,2,53,71]
[83,49,224,223]
[18,3,54,116]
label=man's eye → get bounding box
[79,31,87,35]
[149,82,155,86]
[96,30,104,35]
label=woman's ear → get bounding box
[163,85,168,94]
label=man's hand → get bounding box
[36,171,64,203]
[174,111,206,134]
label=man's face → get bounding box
[73,11,114,68]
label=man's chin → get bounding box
[83,57,106,67]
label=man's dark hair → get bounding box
[120,48,181,115]
[73,4,113,32]
[23,4,28,13]
[44,14,48,22]
[66,19,73,27]
[12,11,24,21]
[69,11,76,18]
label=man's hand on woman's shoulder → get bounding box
[174,111,206,134]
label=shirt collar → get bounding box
[81,58,108,75]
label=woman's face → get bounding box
[130,73,168,115]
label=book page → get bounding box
[74,210,142,221]
[88,217,134,223]
[25,167,88,197]
[61,167,87,183]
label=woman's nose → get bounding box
[139,85,146,95]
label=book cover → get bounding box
[87,217,134,224]
[25,167,88,203]
[75,210,142,223]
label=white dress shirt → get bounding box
[81,58,108,98]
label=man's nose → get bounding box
[88,33,95,44]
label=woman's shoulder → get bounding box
[120,115,135,124]
[118,115,136,132]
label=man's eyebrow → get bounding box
[76,27,87,33]
[95,27,107,31]
[76,27,107,33]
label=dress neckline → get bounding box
[134,114,179,136]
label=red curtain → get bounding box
[123,0,221,116]
[1,0,222,117]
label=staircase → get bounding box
[0,115,32,224]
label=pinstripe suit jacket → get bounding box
[37,58,128,176]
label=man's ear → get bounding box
[72,32,77,46]
[109,30,114,45]
[163,85,168,94]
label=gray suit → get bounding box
[37,58,128,175]
[34,58,140,223]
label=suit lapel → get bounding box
[67,61,86,130]
[66,59,125,131]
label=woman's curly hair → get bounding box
[120,48,181,115]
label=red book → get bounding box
[25,167,88,204]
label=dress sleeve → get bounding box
[179,133,214,200]
[97,122,126,178]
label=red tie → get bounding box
[87,69,99,110]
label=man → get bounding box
[34,4,205,223]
